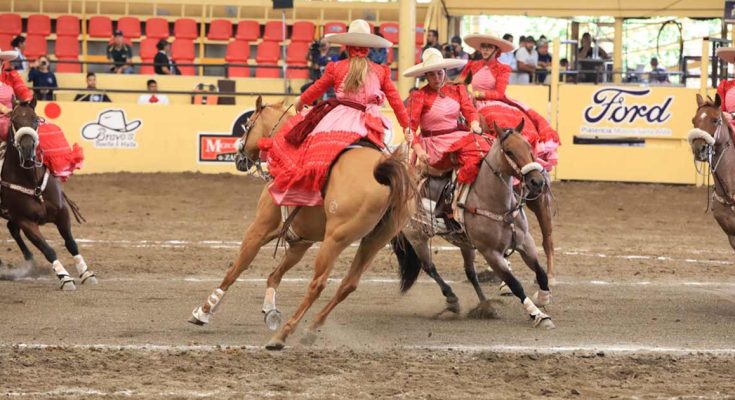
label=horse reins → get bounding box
[695,106,735,212]
[1,110,49,203]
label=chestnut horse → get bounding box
[688,93,735,249]
[189,96,415,350]
[394,120,555,329]
[2,100,96,290]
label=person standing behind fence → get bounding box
[423,29,441,52]
[107,31,134,74]
[515,35,538,84]
[138,79,169,105]
[10,36,28,74]
[498,33,518,84]
[648,57,669,84]
[74,73,111,102]
[27,55,57,101]
[536,39,552,83]
[154,40,180,75]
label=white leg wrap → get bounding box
[207,288,225,313]
[262,287,277,313]
[524,297,551,327]
[52,260,76,291]
[52,260,70,277]
[73,255,88,275]
[532,290,552,307]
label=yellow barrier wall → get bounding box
[555,84,698,184]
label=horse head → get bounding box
[9,98,42,169]
[492,119,545,198]
[689,93,727,162]
[235,95,292,172]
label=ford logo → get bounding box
[584,87,673,125]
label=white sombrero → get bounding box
[0,48,19,61]
[403,48,467,77]
[717,47,735,64]
[463,33,514,53]
[324,19,392,49]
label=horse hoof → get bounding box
[498,282,513,296]
[188,307,209,326]
[80,271,97,285]
[467,300,499,320]
[265,338,286,351]
[59,277,76,291]
[446,297,461,314]
[300,329,318,346]
[538,318,555,330]
[548,276,557,287]
[264,309,282,331]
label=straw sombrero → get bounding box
[0,48,19,61]
[463,33,514,53]
[324,19,392,48]
[403,48,467,77]
[717,47,735,64]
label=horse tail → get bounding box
[390,232,422,293]
[372,149,416,233]
[63,192,86,224]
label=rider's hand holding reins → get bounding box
[470,120,482,134]
[294,98,304,112]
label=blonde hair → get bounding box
[343,56,368,93]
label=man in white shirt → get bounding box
[497,33,518,84]
[514,35,538,84]
[137,79,170,105]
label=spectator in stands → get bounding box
[498,33,517,83]
[138,79,169,105]
[648,57,669,83]
[154,40,180,75]
[368,33,388,65]
[423,29,441,52]
[10,35,28,73]
[303,40,337,99]
[107,31,134,74]
[515,35,538,84]
[559,58,575,83]
[74,72,111,102]
[451,36,468,61]
[536,39,552,83]
[578,32,609,60]
[27,55,57,101]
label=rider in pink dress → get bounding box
[404,48,489,184]
[716,48,735,129]
[459,34,560,171]
[0,48,34,140]
[261,20,409,206]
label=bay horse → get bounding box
[189,96,415,350]
[2,100,96,290]
[688,93,735,249]
[395,120,555,329]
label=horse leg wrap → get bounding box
[262,287,277,313]
[532,290,552,307]
[193,288,225,325]
[523,297,551,327]
[52,260,71,279]
[73,255,96,283]
[52,260,76,290]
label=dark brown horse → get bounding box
[689,93,735,249]
[2,100,96,290]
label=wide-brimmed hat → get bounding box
[0,48,19,61]
[403,48,467,77]
[324,19,392,48]
[463,33,515,53]
[717,47,735,64]
[82,109,142,140]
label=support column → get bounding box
[398,0,416,99]
[613,17,623,84]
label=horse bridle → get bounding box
[9,106,44,169]
[234,103,293,180]
[693,106,735,210]
[481,128,544,201]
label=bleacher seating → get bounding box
[263,21,285,42]
[291,21,315,43]
[207,19,233,41]
[139,38,158,74]
[379,22,399,44]
[172,39,195,75]
[0,35,11,50]
[27,15,51,37]
[416,24,425,45]
[146,18,170,39]
[174,18,198,40]
[117,16,142,39]
[0,14,22,36]
[24,35,47,59]
[324,22,347,36]
[56,16,80,37]
[225,40,250,77]
[286,41,309,79]
[255,40,281,78]
[89,16,113,38]
[55,36,80,73]
[235,20,259,42]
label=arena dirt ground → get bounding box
[0,173,734,399]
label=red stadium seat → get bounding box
[145,18,170,39]
[415,24,425,45]
[255,40,280,77]
[379,22,399,44]
[225,40,250,77]
[88,16,113,38]
[324,22,347,35]
[386,47,394,65]
[56,16,80,37]
[117,17,141,39]
[286,68,309,79]
[235,20,259,42]
[24,35,48,59]
[263,21,284,42]
[291,21,315,42]
[207,19,232,41]
[56,59,81,73]
[285,41,309,78]
[174,18,198,40]
[55,36,79,58]
[172,39,195,75]
[415,47,421,64]
[27,15,51,37]
[139,38,158,75]
[0,14,22,36]
[0,34,12,50]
